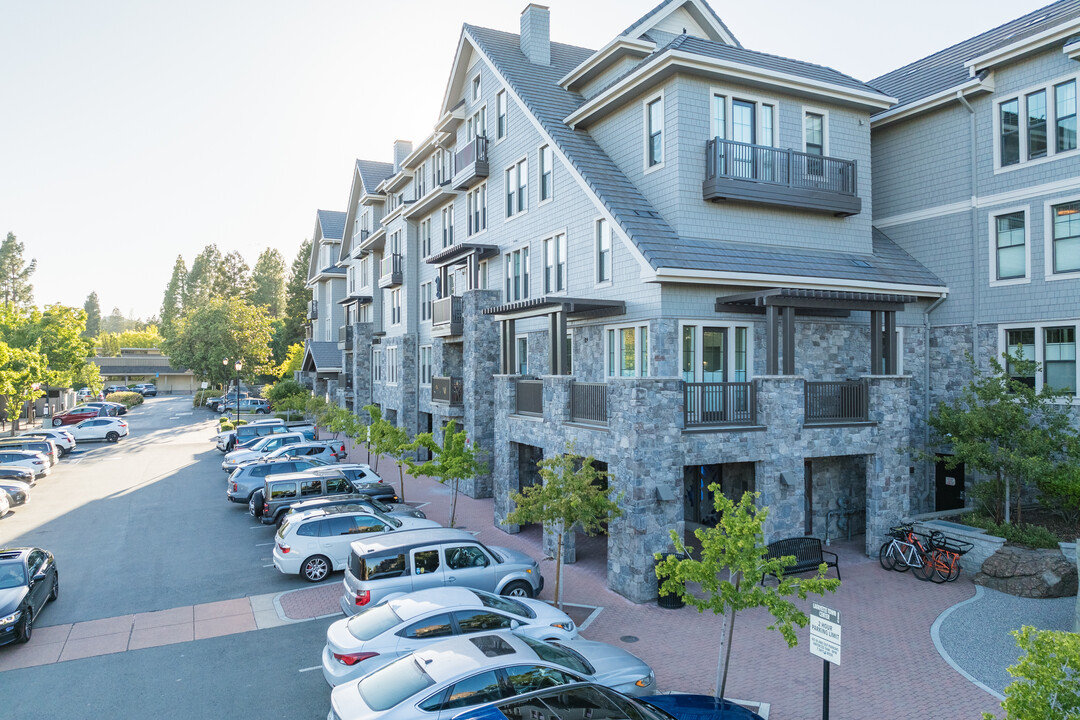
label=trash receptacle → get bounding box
[656,553,685,609]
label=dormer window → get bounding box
[471,74,482,103]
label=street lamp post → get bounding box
[222,357,243,425]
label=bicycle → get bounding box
[878,524,933,580]
[919,532,973,583]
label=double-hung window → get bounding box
[505,159,527,217]
[1052,201,1080,274]
[595,219,611,283]
[467,107,486,142]
[467,184,487,236]
[419,346,432,386]
[471,74,481,103]
[646,96,664,168]
[1000,323,1078,396]
[441,205,454,247]
[372,349,383,383]
[496,91,507,140]
[998,78,1080,168]
[711,93,726,140]
[538,145,553,202]
[387,346,399,385]
[1056,81,1077,152]
[606,325,649,377]
[504,246,529,301]
[1044,327,1076,394]
[390,289,401,325]
[994,211,1027,281]
[420,218,432,258]
[1001,99,1021,166]
[1006,328,1036,388]
[1027,90,1048,159]
[420,282,433,322]
[359,256,370,290]
[542,233,566,294]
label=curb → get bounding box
[929,585,1006,701]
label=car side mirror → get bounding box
[32,570,47,582]
[509,619,521,630]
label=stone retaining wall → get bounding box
[914,520,1005,574]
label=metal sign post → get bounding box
[809,603,841,720]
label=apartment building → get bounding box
[871,0,1080,514]
[300,209,347,397]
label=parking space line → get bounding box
[262,564,275,568]
[298,666,321,673]
[255,542,274,547]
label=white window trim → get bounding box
[515,334,529,375]
[643,91,665,175]
[504,243,531,302]
[495,90,508,145]
[992,70,1080,174]
[479,259,490,290]
[372,349,383,384]
[988,205,1032,287]
[390,288,402,326]
[997,320,1080,401]
[466,182,488,238]
[709,87,780,146]
[1043,192,1080,281]
[537,144,554,207]
[503,155,530,223]
[471,72,482,105]
[604,322,651,378]
[593,216,613,289]
[467,104,488,142]
[801,105,830,156]
[419,345,432,386]
[386,346,399,386]
[439,202,455,248]
[676,320,756,383]
[542,227,569,296]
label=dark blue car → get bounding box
[452,683,763,720]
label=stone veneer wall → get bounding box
[458,290,501,498]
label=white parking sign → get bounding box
[809,603,841,665]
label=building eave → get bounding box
[871,74,995,128]
[965,17,1080,73]
[558,36,655,90]
[648,267,949,299]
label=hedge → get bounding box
[193,389,216,408]
[106,391,144,408]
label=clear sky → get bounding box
[0,0,1054,320]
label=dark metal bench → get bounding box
[761,537,840,583]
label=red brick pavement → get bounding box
[279,581,344,620]
[328,437,1003,719]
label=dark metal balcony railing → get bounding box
[431,376,463,405]
[515,379,543,416]
[307,299,318,320]
[570,382,607,425]
[705,137,857,196]
[455,136,488,170]
[381,253,402,279]
[432,295,463,327]
[684,382,756,427]
[338,325,354,345]
[804,379,869,424]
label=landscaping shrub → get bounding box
[984,626,1080,720]
[266,379,306,405]
[193,389,216,408]
[219,420,234,432]
[106,391,144,408]
[958,513,1062,549]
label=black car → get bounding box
[0,547,58,646]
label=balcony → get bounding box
[431,376,463,406]
[307,300,318,320]
[515,379,543,416]
[337,324,354,349]
[378,253,402,288]
[684,382,757,427]
[569,382,607,426]
[703,138,861,216]
[431,295,463,338]
[804,379,869,424]
[452,136,489,190]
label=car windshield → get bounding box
[0,560,27,589]
[475,591,534,618]
[305,457,331,466]
[238,437,261,449]
[367,496,391,512]
[358,656,434,711]
[346,601,402,640]
[250,437,273,451]
[519,637,594,676]
[372,509,401,528]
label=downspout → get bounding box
[957,90,979,365]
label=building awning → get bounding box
[302,341,342,374]
[716,288,917,313]
[338,295,373,306]
[483,296,626,320]
[425,243,499,266]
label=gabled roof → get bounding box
[871,0,1080,111]
[316,209,347,241]
[302,341,342,373]
[621,0,741,48]
[356,159,394,196]
[340,159,395,264]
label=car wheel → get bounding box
[301,555,331,583]
[49,573,58,601]
[275,512,289,529]
[17,610,32,643]
[250,490,264,518]
[500,581,533,599]
[106,431,119,442]
[52,418,63,427]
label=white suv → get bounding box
[19,429,76,456]
[273,508,439,582]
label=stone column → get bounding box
[755,376,807,541]
[493,374,521,532]
[863,375,912,556]
[460,289,501,498]
[541,375,576,561]
[352,322,373,411]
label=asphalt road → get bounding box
[0,396,339,718]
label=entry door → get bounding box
[935,456,965,511]
[701,328,726,421]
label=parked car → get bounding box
[75,388,92,401]
[207,392,248,412]
[0,547,58,645]
[273,507,440,582]
[133,384,157,396]
[321,586,578,686]
[0,481,31,506]
[0,450,49,479]
[256,470,396,526]
[103,385,128,394]
[0,438,59,466]
[0,491,9,519]
[216,421,316,453]
[51,406,105,426]
[219,397,271,414]
[0,466,35,484]
[327,632,655,720]
[221,432,310,471]
[258,440,346,465]
[287,493,424,520]
[339,528,544,615]
[19,429,75,457]
[84,401,126,416]
[67,417,128,443]
[225,457,332,503]
[640,693,766,720]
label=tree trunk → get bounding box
[1015,476,1022,525]
[449,478,459,527]
[555,524,564,610]
[717,573,740,698]
[1003,469,1010,524]
[397,463,406,502]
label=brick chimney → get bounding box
[520,4,550,66]
[392,140,413,174]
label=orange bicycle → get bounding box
[914,531,972,583]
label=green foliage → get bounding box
[250,248,286,318]
[192,389,216,407]
[105,391,144,408]
[507,446,622,607]
[274,394,308,421]
[280,239,313,350]
[362,405,411,500]
[97,333,121,356]
[160,255,186,340]
[162,296,274,384]
[265,378,306,404]
[956,513,1062,548]
[221,250,252,299]
[0,232,35,310]
[99,306,143,334]
[0,341,47,431]
[984,626,1080,720]
[275,343,305,380]
[183,245,223,310]
[655,486,840,697]
[405,418,486,527]
[219,419,234,431]
[82,292,101,339]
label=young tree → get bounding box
[100,306,131,334]
[0,341,47,434]
[506,446,622,609]
[250,249,286,317]
[83,292,102,339]
[405,419,486,528]
[985,626,1080,720]
[0,232,36,310]
[362,405,412,501]
[162,297,274,385]
[275,343,305,379]
[97,333,122,357]
[655,487,841,699]
[160,256,186,339]
[282,239,313,348]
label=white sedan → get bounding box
[68,417,128,443]
[19,428,76,456]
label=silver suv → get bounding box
[339,528,544,615]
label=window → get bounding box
[300,479,323,497]
[496,91,507,140]
[441,205,455,247]
[606,324,649,377]
[445,545,488,569]
[680,324,750,382]
[711,92,726,139]
[359,303,371,323]
[503,665,579,695]
[454,610,512,633]
[646,96,663,168]
[359,256,370,289]
[566,332,573,373]
[420,218,432,258]
[373,349,383,383]
[1000,323,1080,396]
[414,549,440,574]
[516,336,528,375]
[467,107,486,141]
[538,145,553,202]
[390,289,401,325]
[543,233,566,294]
[442,671,505,711]
[1044,327,1076,394]
[1052,201,1080,274]
[595,219,611,283]
[387,346,399,385]
[505,159,527,217]
[471,74,481,103]
[1027,90,1047,159]
[421,282,433,321]
[804,111,825,174]
[402,614,454,639]
[504,246,529,301]
[415,160,428,198]
[1001,99,1020,166]
[436,147,454,185]
[467,183,487,235]
[419,346,432,385]
[479,260,489,290]
[1057,81,1077,152]
[1006,328,1036,388]
[994,211,1027,280]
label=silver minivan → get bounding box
[339,528,543,615]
